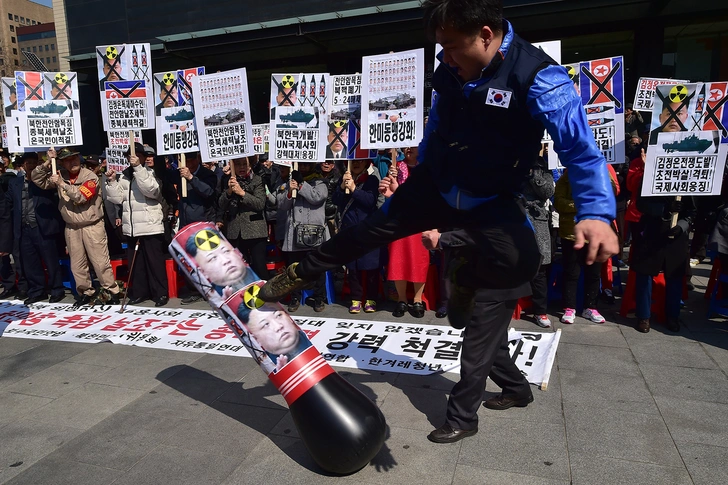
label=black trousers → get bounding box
[529,263,550,315]
[447,297,532,431]
[1,239,27,293]
[296,166,539,426]
[127,234,169,300]
[21,225,64,299]
[561,240,602,310]
[348,269,379,302]
[232,237,268,281]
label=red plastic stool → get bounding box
[513,296,533,320]
[705,258,722,300]
[619,269,666,323]
[165,259,185,298]
[109,259,129,282]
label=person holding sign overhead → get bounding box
[260,0,617,444]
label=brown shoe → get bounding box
[665,317,680,332]
[427,424,477,443]
[483,393,533,410]
[637,319,650,333]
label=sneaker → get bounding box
[288,298,300,313]
[364,300,376,313]
[582,308,605,323]
[533,314,551,328]
[181,294,203,305]
[689,258,699,267]
[349,300,362,314]
[561,308,576,324]
[259,262,315,302]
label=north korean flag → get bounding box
[105,80,147,99]
[580,56,624,114]
[16,71,44,104]
[703,81,728,140]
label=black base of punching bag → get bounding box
[289,372,387,475]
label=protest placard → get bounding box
[252,123,269,154]
[106,130,142,173]
[361,48,424,149]
[269,73,329,163]
[154,67,204,155]
[2,77,18,119]
[1,124,6,148]
[633,77,689,112]
[533,41,561,167]
[192,68,254,162]
[328,74,374,160]
[642,82,728,197]
[96,43,155,131]
[12,71,83,149]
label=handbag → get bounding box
[292,201,325,248]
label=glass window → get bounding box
[10,37,15,44]
[20,17,24,24]
[8,14,12,21]
[14,60,18,66]
[32,20,36,25]
[9,25,14,32]
[14,15,19,22]
[45,45,49,51]
[1,70,5,77]
[12,48,17,55]
[52,56,56,63]
[51,44,55,50]
[32,46,36,53]
[0,59,3,65]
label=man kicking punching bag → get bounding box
[169,223,386,474]
[260,0,618,444]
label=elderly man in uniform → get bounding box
[32,148,121,305]
[261,0,617,443]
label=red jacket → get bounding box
[625,155,644,223]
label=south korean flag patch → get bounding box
[485,88,512,108]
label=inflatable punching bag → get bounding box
[169,222,386,474]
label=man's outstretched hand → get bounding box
[573,219,619,265]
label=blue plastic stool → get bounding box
[58,258,78,296]
[302,270,336,305]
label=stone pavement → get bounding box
[0,261,726,484]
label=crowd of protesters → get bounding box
[0,97,725,332]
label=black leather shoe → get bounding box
[0,287,18,299]
[181,294,203,305]
[392,301,407,318]
[637,318,650,333]
[17,292,28,300]
[107,294,121,305]
[49,294,65,303]
[436,307,448,319]
[154,296,169,307]
[128,296,149,305]
[313,299,325,312]
[484,393,534,410]
[665,317,680,332]
[410,301,425,318]
[427,424,478,443]
[73,294,94,307]
[24,294,47,306]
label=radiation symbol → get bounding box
[162,72,175,85]
[243,285,265,310]
[194,229,221,252]
[55,73,68,85]
[566,65,577,81]
[333,120,347,128]
[669,85,688,103]
[105,46,118,60]
[281,75,296,89]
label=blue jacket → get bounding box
[7,174,64,241]
[421,20,615,223]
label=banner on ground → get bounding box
[192,68,254,162]
[269,73,329,162]
[641,82,728,197]
[328,74,371,160]
[96,43,155,131]
[252,124,269,154]
[0,300,560,388]
[361,48,424,149]
[153,67,204,155]
[633,77,689,112]
[12,71,83,149]
[106,130,142,173]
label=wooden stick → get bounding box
[180,153,188,198]
[670,195,682,228]
[291,161,298,199]
[390,148,398,177]
[50,146,56,173]
[345,159,351,194]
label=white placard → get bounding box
[361,49,424,149]
[193,68,254,162]
[633,77,689,112]
[252,123,270,154]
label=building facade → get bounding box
[59,0,728,151]
[0,0,54,122]
[18,22,60,72]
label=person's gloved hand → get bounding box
[667,198,683,213]
[668,224,683,237]
[291,170,303,185]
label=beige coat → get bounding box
[32,162,104,228]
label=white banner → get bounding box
[0,300,559,388]
[361,48,424,149]
[193,68,254,162]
